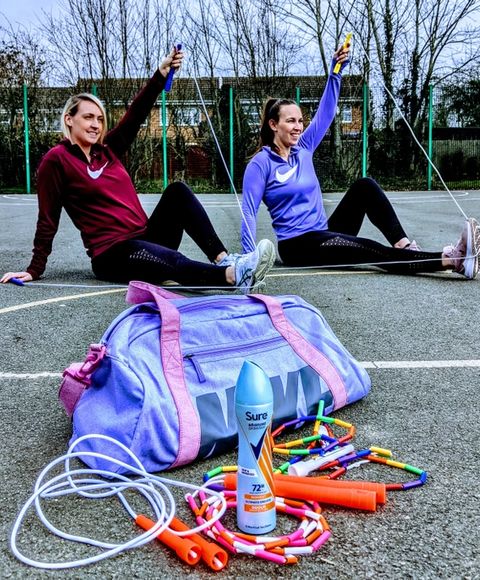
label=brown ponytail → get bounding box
[256,97,297,154]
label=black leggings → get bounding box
[278,177,445,274]
[92,182,230,286]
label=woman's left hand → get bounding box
[159,46,184,78]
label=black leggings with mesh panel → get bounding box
[278,177,445,274]
[92,182,230,286]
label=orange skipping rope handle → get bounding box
[225,473,386,504]
[223,473,377,512]
[135,514,201,566]
[274,479,377,511]
[169,516,229,571]
[273,473,387,505]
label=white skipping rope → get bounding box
[10,434,227,570]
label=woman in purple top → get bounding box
[1,47,275,292]
[241,43,479,279]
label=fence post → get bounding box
[295,86,300,106]
[91,83,98,96]
[362,81,368,178]
[162,89,168,190]
[427,84,433,191]
[229,86,234,192]
[23,83,31,194]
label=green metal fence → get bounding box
[1,81,479,193]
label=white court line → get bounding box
[1,195,36,200]
[389,197,480,204]
[0,272,372,317]
[0,199,241,207]
[390,192,469,201]
[0,202,38,205]
[140,201,239,207]
[3,192,479,206]
[362,359,480,369]
[2,359,479,380]
[0,287,126,315]
[0,372,62,379]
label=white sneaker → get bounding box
[216,252,242,267]
[234,239,276,293]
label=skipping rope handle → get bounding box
[164,43,182,92]
[135,514,228,571]
[333,32,352,74]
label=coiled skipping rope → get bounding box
[10,434,227,570]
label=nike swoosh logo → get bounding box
[87,162,108,180]
[275,164,298,183]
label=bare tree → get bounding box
[39,0,181,86]
[3,0,480,190]
[0,20,50,189]
[178,0,305,187]
[351,0,480,177]
[36,0,182,184]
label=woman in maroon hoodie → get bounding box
[1,47,275,293]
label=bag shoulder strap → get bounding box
[127,281,200,468]
[126,280,182,303]
[250,294,347,410]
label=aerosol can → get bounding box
[234,360,276,534]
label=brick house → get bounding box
[30,74,363,182]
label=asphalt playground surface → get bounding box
[1,190,479,579]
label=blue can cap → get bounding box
[235,360,273,406]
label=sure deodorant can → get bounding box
[235,360,276,534]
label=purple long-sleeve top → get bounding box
[241,65,342,253]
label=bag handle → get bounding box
[126,280,182,303]
[249,294,347,410]
[127,281,200,468]
[59,344,107,417]
[126,282,347,467]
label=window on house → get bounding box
[342,106,352,124]
[0,109,11,126]
[245,106,260,127]
[446,111,461,128]
[158,106,169,126]
[175,106,201,126]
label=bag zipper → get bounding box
[183,335,284,383]
[103,295,321,345]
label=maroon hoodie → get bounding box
[27,69,166,278]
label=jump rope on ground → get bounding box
[11,399,427,570]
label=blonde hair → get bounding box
[61,93,107,143]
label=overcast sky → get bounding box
[0,0,61,28]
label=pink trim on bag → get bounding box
[126,280,181,303]
[251,294,348,409]
[59,344,106,417]
[126,281,201,468]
